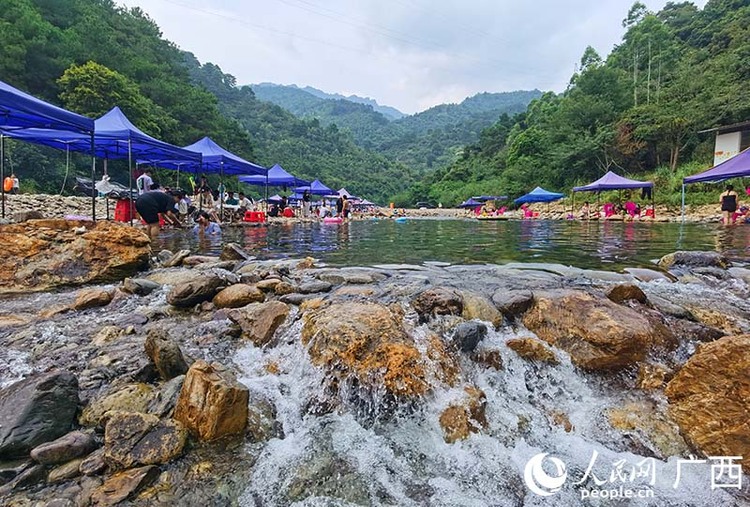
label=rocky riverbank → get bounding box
[0,193,728,224]
[0,220,749,505]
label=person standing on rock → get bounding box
[720,184,738,225]
[135,190,182,238]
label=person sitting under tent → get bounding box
[225,192,239,206]
[238,192,253,212]
[282,206,295,218]
[579,201,591,220]
[135,189,182,238]
[602,203,616,218]
[624,200,640,218]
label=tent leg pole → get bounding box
[90,134,96,221]
[104,159,109,221]
[220,163,224,222]
[681,184,685,222]
[265,173,269,213]
[128,141,133,227]
[1,133,5,219]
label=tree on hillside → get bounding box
[58,61,174,136]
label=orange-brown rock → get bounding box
[506,337,559,364]
[226,301,289,347]
[636,363,672,390]
[460,292,503,329]
[90,465,160,506]
[471,349,504,371]
[212,284,265,309]
[665,335,750,471]
[522,290,664,370]
[548,410,574,433]
[606,284,648,305]
[439,386,488,443]
[0,220,150,294]
[302,303,437,398]
[73,288,114,311]
[173,360,249,441]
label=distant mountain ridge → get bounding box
[251,83,542,174]
[252,83,405,120]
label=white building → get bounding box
[700,120,750,165]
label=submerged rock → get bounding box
[173,360,249,441]
[522,290,665,370]
[0,220,150,294]
[0,370,79,459]
[506,337,559,364]
[439,386,488,443]
[665,335,750,472]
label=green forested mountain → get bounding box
[405,0,750,206]
[0,0,414,201]
[252,83,541,174]
[253,83,405,120]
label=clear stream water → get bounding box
[155,219,750,271]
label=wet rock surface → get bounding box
[0,220,150,294]
[1,225,750,505]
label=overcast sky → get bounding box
[118,0,707,115]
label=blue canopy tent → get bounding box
[681,148,750,220]
[473,195,508,202]
[4,107,202,223]
[572,171,654,218]
[0,80,95,218]
[239,163,308,208]
[293,179,333,196]
[514,187,565,205]
[458,198,483,208]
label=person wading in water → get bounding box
[720,184,739,225]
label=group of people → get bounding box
[267,194,352,220]
[576,200,654,220]
[2,173,19,194]
[134,186,223,238]
[719,184,750,225]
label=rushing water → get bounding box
[155,219,750,270]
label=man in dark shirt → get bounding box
[135,190,182,238]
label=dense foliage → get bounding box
[403,0,750,207]
[0,0,415,201]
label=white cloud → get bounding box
[119,0,708,114]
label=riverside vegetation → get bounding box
[0,219,749,505]
[4,1,749,207]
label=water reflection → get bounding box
[152,219,750,270]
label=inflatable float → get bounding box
[323,217,343,224]
[394,217,408,223]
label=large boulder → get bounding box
[212,284,265,309]
[226,301,289,347]
[522,290,665,370]
[103,412,187,469]
[0,370,79,459]
[412,288,463,322]
[173,360,249,441]
[302,303,436,399]
[491,289,534,321]
[665,335,750,472]
[144,329,189,381]
[0,220,150,294]
[166,274,225,307]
